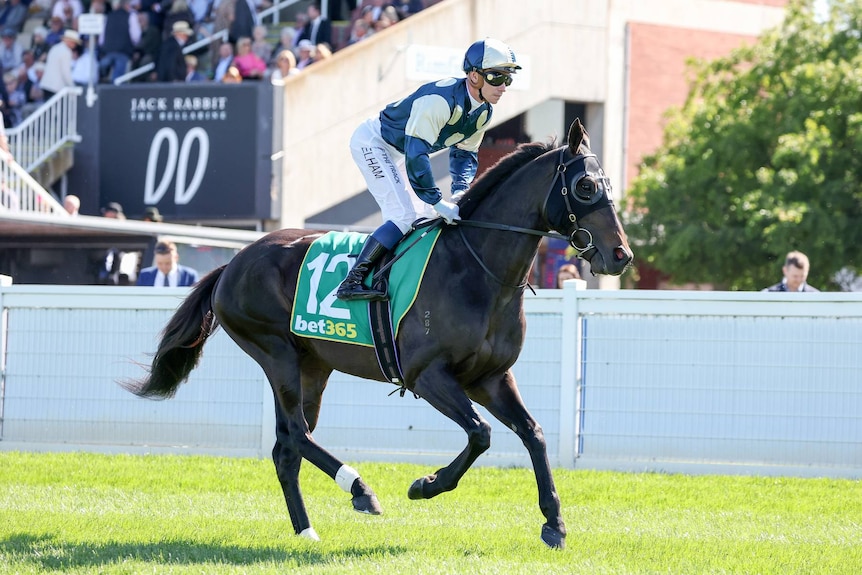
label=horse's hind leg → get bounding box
[407,360,493,500]
[264,352,382,540]
[469,370,566,549]
[271,390,317,539]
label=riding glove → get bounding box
[432,199,461,224]
[450,191,466,204]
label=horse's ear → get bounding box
[567,118,588,153]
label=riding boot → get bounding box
[336,237,389,301]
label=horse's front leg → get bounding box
[469,370,567,549]
[407,360,492,500]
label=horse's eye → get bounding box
[575,178,597,201]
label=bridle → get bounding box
[459,148,610,251]
[455,146,613,289]
[542,147,614,260]
[375,146,613,291]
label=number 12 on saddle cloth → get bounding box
[291,228,442,347]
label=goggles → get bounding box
[481,70,513,87]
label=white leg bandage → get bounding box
[335,464,361,493]
[299,527,320,541]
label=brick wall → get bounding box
[626,22,760,188]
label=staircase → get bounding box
[1,87,82,215]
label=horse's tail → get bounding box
[122,266,225,399]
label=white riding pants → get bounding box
[349,118,434,234]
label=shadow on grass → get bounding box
[1,532,407,570]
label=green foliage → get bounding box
[1,452,861,574]
[625,0,862,290]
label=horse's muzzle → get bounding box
[585,244,633,276]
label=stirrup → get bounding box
[337,285,387,301]
[336,277,387,301]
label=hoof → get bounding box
[407,478,425,500]
[408,474,441,499]
[352,493,383,515]
[541,524,566,549]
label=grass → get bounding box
[0,451,860,574]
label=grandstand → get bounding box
[0,0,787,284]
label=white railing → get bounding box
[1,282,860,478]
[0,150,68,214]
[114,0,303,85]
[6,87,83,173]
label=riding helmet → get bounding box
[462,38,522,73]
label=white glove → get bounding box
[432,199,461,224]
[451,191,466,204]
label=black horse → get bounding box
[125,119,632,549]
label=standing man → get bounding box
[337,37,520,300]
[40,29,80,100]
[297,2,331,48]
[100,0,141,83]
[137,240,200,287]
[762,251,820,292]
[156,20,191,82]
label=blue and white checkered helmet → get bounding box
[462,38,521,73]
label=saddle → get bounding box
[290,220,443,385]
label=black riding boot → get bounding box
[336,237,389,301]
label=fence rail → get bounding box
[1,281,860,478]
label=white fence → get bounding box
[1,280,860,478]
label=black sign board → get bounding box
[98,83,273,221]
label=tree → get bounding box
[625,0,862,290]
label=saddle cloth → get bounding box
[290,228,442,346]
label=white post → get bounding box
[558,278,587,468]
[0,275,11,439]
[87,33,98,108]
[78,13,106,108]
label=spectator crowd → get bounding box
[0,0,429,127]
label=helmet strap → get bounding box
[468,71,487,102]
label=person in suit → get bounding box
[137,240,200,287]
[762,251,819,292]
[296,2,331,48]
[184,54,205,81]
[156,20,192,82]
[212,40,233,81]
[228,0,256,45]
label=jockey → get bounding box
[337,37,521,301]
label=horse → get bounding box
[124,118,633,550]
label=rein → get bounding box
[452,148,602,291]
[456,226,535,294]
[371,148,600,293]
[370,218,443,284]
[458,149,598,258]
[456,218,568,241]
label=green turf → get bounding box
[0,451,859,574]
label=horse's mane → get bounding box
[458,139,557,219]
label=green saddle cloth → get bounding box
[290,227,442,346]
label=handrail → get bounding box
[0,150,69,215]
[114,0,303,85]
[6,86,83,173]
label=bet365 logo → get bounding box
[294,252,359,340]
